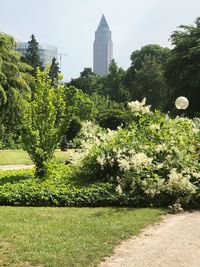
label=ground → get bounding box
[100,211,200,267]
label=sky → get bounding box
[1,0,200,81]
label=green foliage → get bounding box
[98,108,128,130]
[48,57,60,86]
[24,34,42,76]
[0,33,33,148]
[67,67,99,95]
[125,44,171,110]
[0,167,118,206]
[130,44,170,69]
[20,69,66,177]
[64,86,95,121]
[165,17,200,117]
[132,56,171,110]
[60,118,82,149]
[100,59,131,102]
[79,101,200,207]
[1,104,200,208]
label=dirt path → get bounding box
[100,211,200,267]
[0,165,34,171]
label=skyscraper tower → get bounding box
[93,15,113,76]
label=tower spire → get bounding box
[98,14,109,29]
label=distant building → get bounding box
[93,15,113,76]
[16,42,58,66]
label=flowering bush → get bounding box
[77,100,200,207]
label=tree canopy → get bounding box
[0,33,32,146]
[165,17,200,116]
[24,34,42,76]
[124,44,170,110]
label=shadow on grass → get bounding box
[0,172,33,185]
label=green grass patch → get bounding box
[0,206,166,267]
[0,149,72,165]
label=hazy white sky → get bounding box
[1,0,200,80]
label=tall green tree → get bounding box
[101,59,130,102]
[124,44,170,110]
[49,57,60,86]
[24,34,42,76]
[0,33,32,146]
[133,56,171,110]
[20,69,66,177]
[130,44,170,69]
[67,67,99,95]
[165,17,200,116]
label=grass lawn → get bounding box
[0,207,166,267]
[0,149,72,165]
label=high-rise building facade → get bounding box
[16,42,58,67]
[93,15,113,76]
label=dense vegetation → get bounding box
[0,17,200,209]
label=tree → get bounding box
[24,34,42,76]
[133,56,171,110]
[64,86,95,121]
[67,67,99,95]
[20,68,66,177]
[101,59,131,102]
[59,86,95,149]
[130,44,170,69]
[49,57,60,86]
[0,33,32,146]
[165,17,200,116]
[124,44,170,110]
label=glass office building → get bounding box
[16,42,58,66]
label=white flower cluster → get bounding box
[97,148,152,172]
[129,152,153,168]
[128,98,151,116]
[141,178,165,197]
[192,118,200,131]
[149,124,160,131]
[75,121,118,153]
[167,168,196,195]
[155,143,168,153]
[192,172,200,179]
[115,184,123,195]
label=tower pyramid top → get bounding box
[98,15,109,29]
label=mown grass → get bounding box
[0,149,72,165]
[0,207,166,267]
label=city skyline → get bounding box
[1,0,200,81]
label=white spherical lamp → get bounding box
[175,96,189,110]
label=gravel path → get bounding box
[0,165,34,171]
[100,211,200,267]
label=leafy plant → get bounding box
[20,68,67,177]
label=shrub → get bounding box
[1,100,200,208]
[0,167,120,207]
[97,109,128,130]
[78,101,200,207]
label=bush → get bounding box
[1,100,200,208]
[78,102,200,207]
[0,167,120,207]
